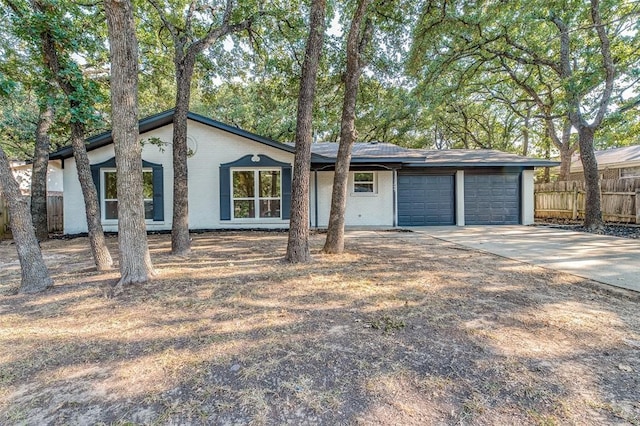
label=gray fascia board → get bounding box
[50,109,298,160]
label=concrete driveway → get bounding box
[412,225,640,293]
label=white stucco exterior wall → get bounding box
[312,170,394,228]
[63,119,296,234]
[521,169,535,225]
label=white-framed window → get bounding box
[620,166,640,179]
[101,168,154,221]
[232,168,281,219]
[352,171,377,194]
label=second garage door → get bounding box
[464,173,520,224]
[398,174,455,226]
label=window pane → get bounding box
[259,170,281,197]
[105,200,118,220]
[354,183,374,193]
[144,200,154,220]
[143,172,154,199]
[354,172,374,183]
[259,199,281,218]
[105,172,118,198]
[233,171,255,197]
[234,200,255,218]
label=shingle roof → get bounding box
[49,110,558,168]
[571,145,640,171]
[304,142,557,167]
[417,149,555,166]
[305,142,424,158]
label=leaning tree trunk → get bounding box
[577,126,603,230]
[31,104,54,241]
[285,0,327,263]
[33,0,114,270]
[69,123,114,270]
[170,57,195,256]
[105,0,155,288]
[323,0,371,254]
[0,145,53,293]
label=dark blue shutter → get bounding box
[220,155,292,221]
[90,157,117,216]
[220,165,231,220]
[151,165,164,221]
[91,165,101,201]
[91,157,164,222]
[281,165,292,220]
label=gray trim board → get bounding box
[50,110,302,161]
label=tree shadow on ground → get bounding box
[0,231,638,425]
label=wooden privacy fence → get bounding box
[0,194,64,239]
[0,194,8,238]
[47,195,63,233]
[535,178,640,223]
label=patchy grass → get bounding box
[0,230,639,425]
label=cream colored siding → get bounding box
[312,170,394,227]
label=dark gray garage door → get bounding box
[398,174,455,226]
[464,173,520,224]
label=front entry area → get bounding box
[397,173,455,226]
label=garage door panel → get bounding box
[398,174,455,226]
[464,173,520,225]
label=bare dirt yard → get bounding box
[1,230,639,425]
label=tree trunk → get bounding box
[0,145,53,293]
[31,103,53,241]
[70,123,114,270]
[33,0,113,270]
[170,57,195,256]
[577,126,603,230]
[285,0,327,263]
[323,0,371,254]
[105,0,155,288]
[558,147,573,181]
[521,110,530,157]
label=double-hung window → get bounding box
[101,168,154,221]
[232,169,281,219]
[353,172,376,194]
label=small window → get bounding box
[101,169,154,221]
[353,172,376,193]
[620,166,640,179]
[232,169,281,219]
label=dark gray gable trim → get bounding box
[90,157,164,221]
[219,154,292,221]
[50,110,304,160]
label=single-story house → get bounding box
[49,110,557,235]
[569,145,640,180]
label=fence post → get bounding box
[636,189,640,225]
[572,182,578,220]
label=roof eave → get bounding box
[50,109,297,160]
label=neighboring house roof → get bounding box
[49,109,298,160]
[571,145,640,172]
[49,110,558,168]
